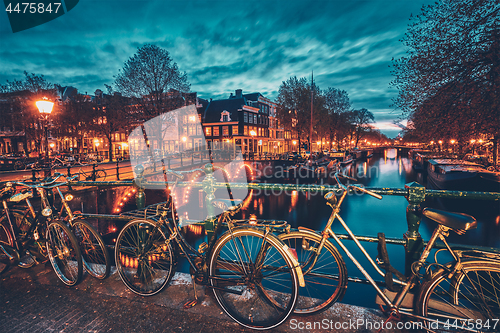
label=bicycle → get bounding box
[114,166,303,330]
[0,176,83,286]
[15,173,111,280]
[278,170,500,332]
[77,164,107,181]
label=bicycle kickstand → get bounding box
[183,279,199,309]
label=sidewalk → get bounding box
[0,263,413,333]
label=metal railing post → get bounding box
[180,153,183,167]
[134,165,146,210]
[404,181,425,275]
[116,160,120,180]
[202,163,216,240]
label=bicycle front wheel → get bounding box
[72,219,110,279]
[0,219,14,274]
[416,260,500,331]
[115,219,175,296]
[279,230,347,315]
[46,221,83,286]
[209,227,298,330]
[96,170,106,180]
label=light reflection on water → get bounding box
[238,148,500,308]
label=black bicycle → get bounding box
[0,176,83,286]
[114,166,302,330]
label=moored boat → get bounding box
[427,158,500,192]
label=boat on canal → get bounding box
[427,158,500,192]
[330,151,353,166]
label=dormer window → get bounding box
[220,110,231,122]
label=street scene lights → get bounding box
[250,130,256,159]
[36,98,54,166]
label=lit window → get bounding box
[244,126,248,136]
[244,112,248,123]
[232,126,238,135]
[213,127,219,136]
[205,127,212,136]
[223,126,229,136]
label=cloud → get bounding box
[0,0,433,128]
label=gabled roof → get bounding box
[203,97,246,123]
[242,92,262,101]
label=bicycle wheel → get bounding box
[209,227,298,330]
[72,219,110,279]
[96,170,106,180]
[279,230,347,315]
[0,219,14,274]
[416,260,500,331]
[45,220,83,286]
[115,219,175,296]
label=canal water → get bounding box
[81,148,500,309]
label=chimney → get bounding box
[235,89,242,98]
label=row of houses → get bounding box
[0,88,293,160]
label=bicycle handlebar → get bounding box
[15,173,79,189]
[333,171,382,200]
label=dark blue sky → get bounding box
[0,0,434,138]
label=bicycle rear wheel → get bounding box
[115,219,175,296]
[72,219,110,279]
[209,227,298,330]
[416,260,500,331]
[279,230,347,315]
[46,220,83,286]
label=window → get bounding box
[258,128,262,136]
[223,115,228,122]
[244,126,248,136]
[189,126,195,135]
[213,126,219,136]
[223,126,229,136]
[254,115,257,124]
[205,127,212,136]
[248,114,253,124]
[244,112,248,123]
[232,126,238,135]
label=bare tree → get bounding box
[349,108,374,147]
[114,44,190,151]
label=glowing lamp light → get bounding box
[36,99,54,114]
[470,139,476,144]
[438,140,443,145]
[182,136,187,142]
[450,139,456,144]
[292,140,297,145]
[249,214,258,225]
[49,143,55,148]
[430,141,434,144]
[250,130,257,136]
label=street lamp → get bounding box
[36,98,54,167]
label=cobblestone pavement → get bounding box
[0,263,411,333]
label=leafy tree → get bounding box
[392,0,500,163]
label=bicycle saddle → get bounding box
[0,185,14,200]
[422,208,477,233]
[212,199,243,211]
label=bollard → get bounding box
[202,163,216,240]
[92,163,97,181]
[116,160,120,181]
[134,164,146,210]
[31,169,37,181]
[67,165,71,177]
[404,182,425,275]
[180,153,183,167]
[191,152,194,166]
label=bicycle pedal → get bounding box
[183,299,198,309]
